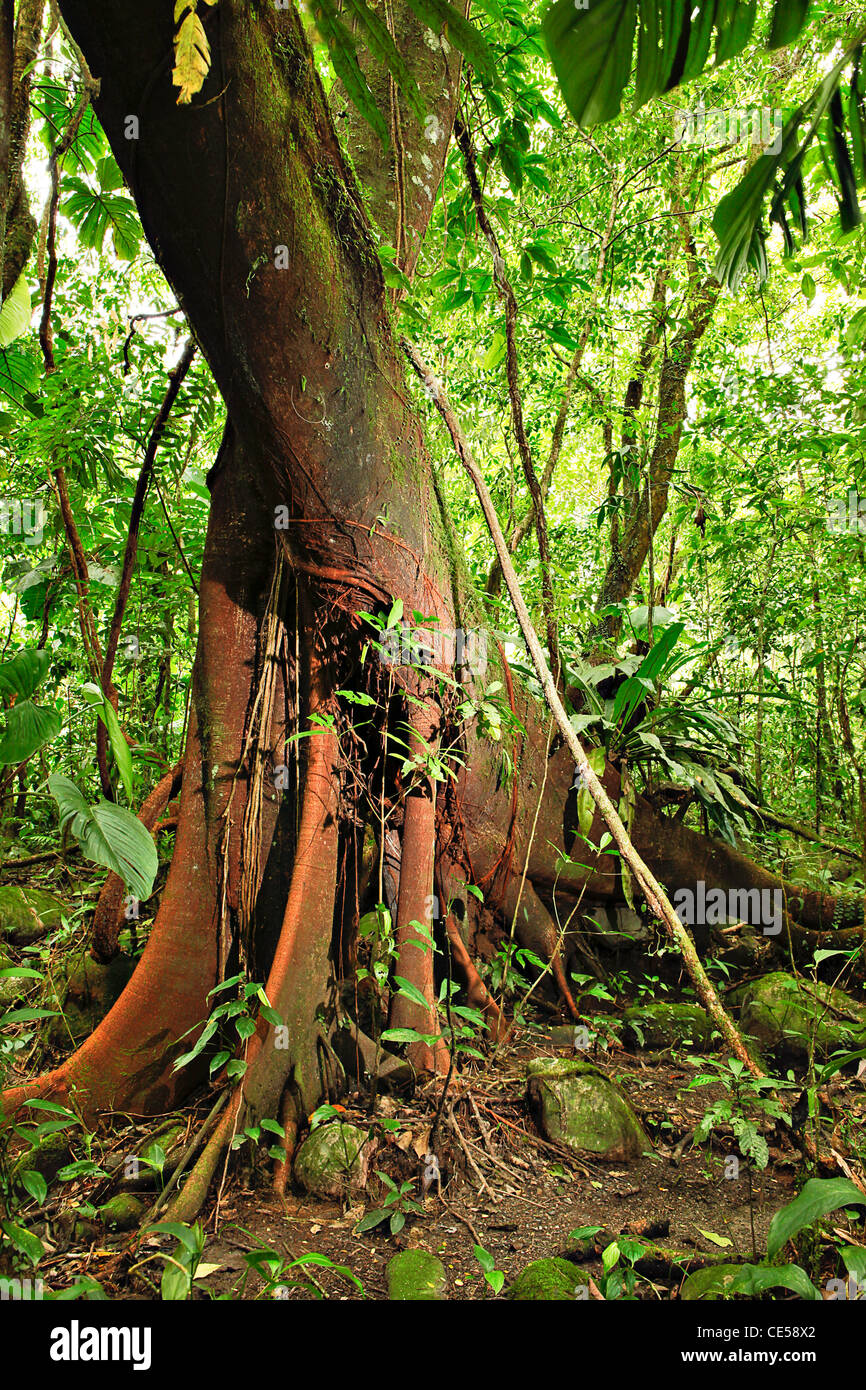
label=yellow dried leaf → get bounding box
[411,1125,431,1159]
[172,9,211,106]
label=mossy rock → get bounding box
[623,1002,718,1051]
[527,1058,649,1160]
[293,1121,374,1199]
[46,953,136,1049]
[98,1194,145,1232]
[11,1132,72,1192]
[507,1257,590,1300]
[0,885,66,945]
[386,1249,447,1300]
[115,1120,188,1191]
[739,971,866,1064]
[0,953,29,1007]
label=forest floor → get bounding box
[16,1019,836,1303]
[188,1034,809,1302]
[3,854,865,1302]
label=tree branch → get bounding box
[402,336,760,1075]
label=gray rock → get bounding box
[99,1194,145,1232]
[623,1002,718,1050]
[586,904,649,951]
[12,1132,72,1192]
[46,953,136,1048]
[0,953,29,1007]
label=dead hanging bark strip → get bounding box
[96,340,196,797]
[454,115,560,680]
[402,337,761,1076]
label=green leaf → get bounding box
[20,1170,48,1204]
[380,1026,439,1044]
[481,330,506,370]
[842,1245,866,1284]
[354,1208,389,1232]
[81,682,133,801]
[767,1178,866,1260]
[545,321,579,351]
[681,1260,821,1301]
[260,1118,285,1138]
[542,0,811,128]
[712,51,849,288]
[1,1219,44,1266]
[576,745,607,836]
[403,0,497,84]
[48,774,158,900]
[0,699,61,764]
[0,649,50,701]
[543,0,639,128]
[768,0,810,48]
[146,1221,201,1255]
[1,1006,58,1023]
[0,275,33,349]
[160,1262,191,1301]
[62,177,141,261]
[696,1227,733,1248]
[392,975,431,1012]
[637,621,685,681]
[312,0,389,148]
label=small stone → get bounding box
[46,953,136,1049]
[98,1193,145,1232]
[0,954,29,1006]
[508,1257,590,1300]
[0,885,66,945]
[386,1249,447,1300]
[11,1132,72,1191]
[293,1121,374,1199]
[73,1218,103,1243]
[623,1002,718,1050]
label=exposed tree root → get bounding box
[164,648,341,1220]
[443,913,507,1042]
[1,454,277,1122]
[389,696,449,1075]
